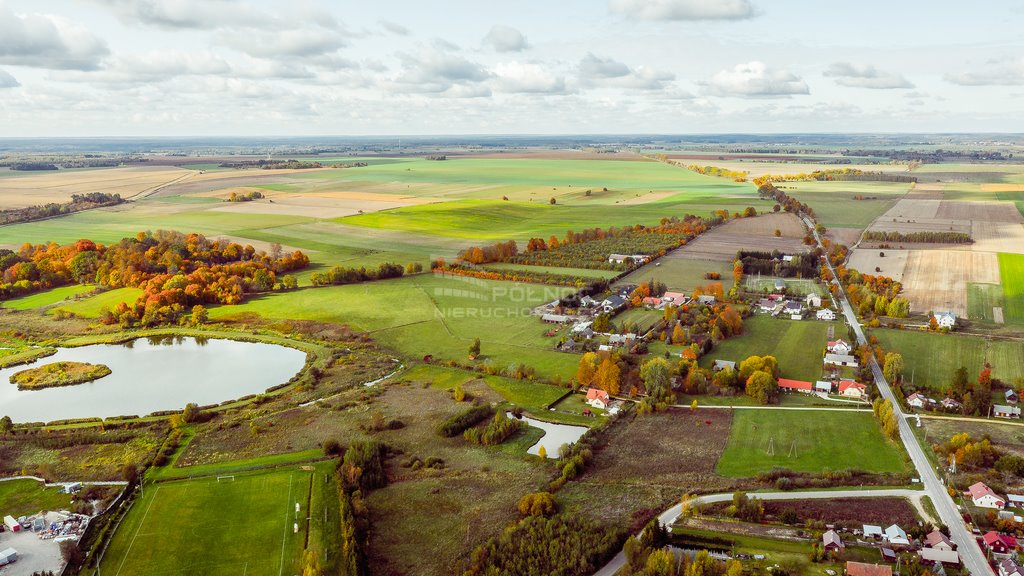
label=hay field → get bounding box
[901,251,999,316]
[0,165,191,208]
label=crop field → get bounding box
[967,283,1006,323]
[668,217,810,263]
[618,257,733,293]
[483,262,620,279]
[99,465,329,576]
[871,328,1024,390]
[716,410,907,477]
[0,165,191,208]
[0,478,72,517]
[901,250,999,317]
[699,315,844,382]
[999,252,1024,323]
[2,284,96,309]
[784,181,910,228]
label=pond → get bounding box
[515,414,588,459]
[0,336,307,423]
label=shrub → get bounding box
[437,404,494,437]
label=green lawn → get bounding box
[967,283,1005,323]
[700,315,845,382]
[716,410,907,477]
[614,307,663,333]
[999,253,1024,324]
[618,258,733,293]
[483,262,620,279]
[744,277,824,297]
[100,465,328,576]
[872,328,1024,391]
[2,284,96,310]
[0,478,72,517]
[52,287,144,318]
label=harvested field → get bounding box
[558,409,738,530]
[618,190,679,205]
[760,498,919,527]
[0,166,190,208]
[981,184,1024,193]
[936,200,1024,223]
[825,227,862,247]
[671,213,809,262]
[905,183,944,199]
[846,249,908,282]
[971,220,1024,254]
[879,198,941,220]
[901,250,1000,317]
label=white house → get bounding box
[933,311,957,329]
[608,253,650,265]
[863,525,884,539]
[967,481,1006,509]
[918,547,959,566]
[827,339,852,355]
[571,322,594,339]
[601,295,627,313]
[806,293,822,308]
[884,524,910,546]
[839,380,867,399]
[924,530,954,551]
[586,388,610,410]
[907,393,935,409]
[816,308,836,321]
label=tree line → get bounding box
[0,192,124,225]
[864,231,972,244]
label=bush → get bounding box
[517,492,557,517]
[437,404,494,437]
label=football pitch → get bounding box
[99,467,322,576]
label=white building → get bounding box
[806,293,822,308]
[884,524,910,546]
[816,308,836,321]
[933,311,957,329]
[968,482,1006,509]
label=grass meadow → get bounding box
[716,409,907,477]
[53,287,144,317]
[699,315,844,382]
[2,284,96,310]
[999,252,1024,324]
[99,464,336,576]
[0,478,72,517]
[871,328,1024,390]
[618,258,733,293]
[783,181,910,229]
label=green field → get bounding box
[999,253,1024,324]
[53,287,144,317]
[2,284,96,310]
[872,328,1024,391]
[100,465,330,576]
[0,478,72,517]
[614,307,663,333]
[699,315,844,382]
[618,257,733,293]
[744,276,825,296]
[716,409,907,477]
[967,283,1005,322]
[483,262,620,279]
[784,181,910,229]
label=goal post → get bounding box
[216,475,235,482]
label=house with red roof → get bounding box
[828,339,853,355]
[778,378,813,393]
[839,380,867,399]
[585,388,610,410]
[984,531,1018,557]
[968,482,1006,509]
[845,561,892,576]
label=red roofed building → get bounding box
[968,482,1006,509]
[839,380,867,399]
[984,532,1018,556]
[642,296,662,307]
[845,561,892,576]
[585,388,610,410]
[778,378,813,393]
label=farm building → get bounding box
[542,314,571,324]
[608,333,636,347]
[906,393,935,409]
[941,397,962,410]
[883,524,909,546]
[777,378,813,393]
[1008,494,1024,507]
[816,308,836,321]
[932,311,957,329]
[1007,389,1019,404]
[571,322,594,339]
[827,339,852,355]
[839,380,867,399]
[995,404,1022,419]
[0,548,16,567]
[3,515,20,532]
[608,253,650,265]
[924,530,954,551]
[969,482,1006,508]
[917,547,959,566]
[1000,559,1024,576]
[815,380,833,393]
[823,529,844,551]
[805,293,822,308]
[846,561,892,576]
[712,360,736,372]
[824,353,858,368]
[586,388,610,409]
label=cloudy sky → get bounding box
[1,0,1023,136]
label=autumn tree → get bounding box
[883,352,904,384]
[517,492,556,517]
[671,324,687,345]
[191,304,208,326]
[468,338,481,359]
[745,370,777,405]
[640,357,673,404]
[595,356,621,395]
[576,352,599,386]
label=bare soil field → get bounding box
[970,220,1024,254]
[826,227,863,247]
[901,250,999,316]
[936,200,1024,223]
[848,249,909,282]
[0,166,190,208]
[671,213,809,262]
[877,198,942,219]
[760,498,919,527]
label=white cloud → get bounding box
[0,69,18,88]
[218,29,347,59]
[51,50,232,84]
[0,5,108,70]
[578,54,675,91]
[703,61,809,97]
[387,48,490,95]
[379,20,410,36]
[824,62,913,89]
[946,57,1024,86]
[579,53,630,79]
[609,0,756,21]
[483,25,528,53]
[492,62,567,93]
[93,0,299,31]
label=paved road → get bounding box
[593,489,929,576]
[806,218,993,576]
